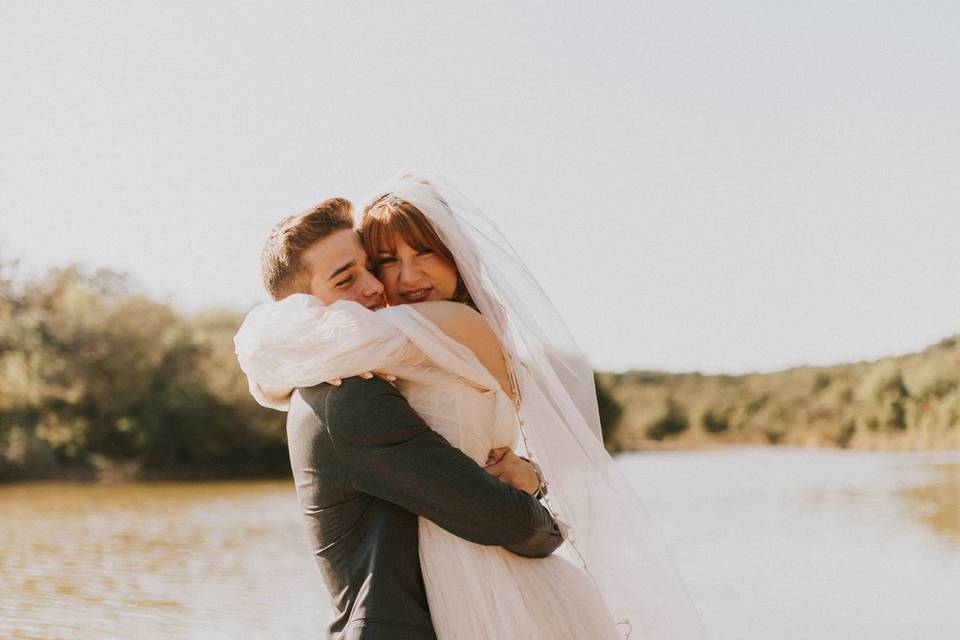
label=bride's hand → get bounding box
[484,448,540,495]
[325,372,398,386]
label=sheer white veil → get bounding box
[363,174,708,640]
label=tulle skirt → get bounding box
[419,518,622,640]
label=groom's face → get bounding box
[300,228,385,309]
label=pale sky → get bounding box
[2,1,958,374]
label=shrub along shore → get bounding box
[597,336,960,452]
[0,261,287,482]
[2,260,956,482]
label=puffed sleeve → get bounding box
[234,294,421,410]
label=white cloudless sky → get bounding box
[2,1,958,374]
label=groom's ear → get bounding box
[270,266,312,302]
[271,279,307,302]
[261,198,354,300]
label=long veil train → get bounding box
[366,174,709,639]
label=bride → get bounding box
[236,174,707,639]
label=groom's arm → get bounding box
[306,377,563,558]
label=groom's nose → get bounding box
[359,270,384,297]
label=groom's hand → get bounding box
[484,449,540,496]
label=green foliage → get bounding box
[594,374,623,448]
[875,370,910,402]
[701,409,729,434]
[884,399,908,431]
[0,260,286,481]
[623,371,668,385]
[812,373,832,393]
[604,332,960,450]
[922,378,958,401]
[645,398,689,441]
[744,393,770,416]
[837,421,857,447]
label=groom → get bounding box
[260,197,562,640]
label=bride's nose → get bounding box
[398,260,423,286]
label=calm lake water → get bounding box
[2,447,959,640]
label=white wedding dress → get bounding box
[242,296,622,639]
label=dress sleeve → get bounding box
[234,294,427,396]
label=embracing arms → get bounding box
[305,377,562,558]
[326,301,514,399]
[239,297,511,405]
[318,300,540,494]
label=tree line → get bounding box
[0,260,287,481]
[598,336,960,452]
[5,257,951,482]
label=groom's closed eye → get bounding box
[328,260,356,281]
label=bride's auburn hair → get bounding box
[360,195,476,309]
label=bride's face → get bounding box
[374,238,459,306]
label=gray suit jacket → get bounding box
[286,377,563,640]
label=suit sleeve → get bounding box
[315,377,563,558]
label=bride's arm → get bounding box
[237,296,503,396]
[236,297,427,394]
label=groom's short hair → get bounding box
[261,197,355,300]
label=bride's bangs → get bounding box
[360,200,456,266]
